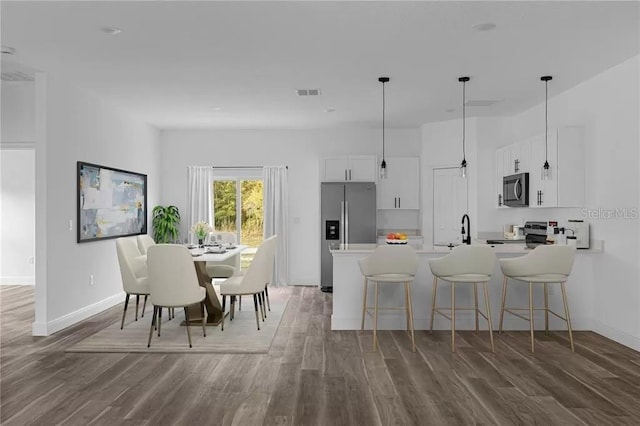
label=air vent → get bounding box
[465,99,501,107]
[296,88,321,96]
[1,71,34,82]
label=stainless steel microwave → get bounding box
[503,172,529,207]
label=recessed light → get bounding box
[1,46,16,55]
[472,22,496,32]
[324,108,336,113]
[211,107,223,112]
[100,26,122,35]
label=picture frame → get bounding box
[77,161,147,243]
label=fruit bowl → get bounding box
[386,239,408,245]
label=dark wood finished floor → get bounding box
[2,285,640,425]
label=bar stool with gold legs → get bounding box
[358,245,419,352]
[498,245,576,353]
[428,245,496,352]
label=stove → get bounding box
[524,221,548,249]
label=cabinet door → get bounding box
[495,148,506,208]
[377,157,419,209]
[348,155,377,182]
[321,157,349,182]
[529,133,558,208]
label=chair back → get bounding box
[136,234,156,255]
[147,244,204,306]
[242,237,276,293]
[358,245,418,277]
[116,237,148,293]
[208,231,237,245]
[502,245,575,277]
[429,245,496,277]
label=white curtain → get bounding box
[187,166,214,240]
[263,166,289,286]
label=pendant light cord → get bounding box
[544,78,548,162]
[382,80,386,161]
[462,79,466,162]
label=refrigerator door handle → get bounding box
[345,201,349,244]
[340,201,345,244]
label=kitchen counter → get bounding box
[329,240,603,331]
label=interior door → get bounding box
[433,167,468,245]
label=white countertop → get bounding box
[330,240,603,254]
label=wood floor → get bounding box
[2,285,640,425]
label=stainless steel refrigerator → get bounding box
[320,182,377,292]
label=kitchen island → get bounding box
[330,242,603,331]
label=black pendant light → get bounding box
[459,76,470,179]
[378,77,389,179]
[541,75,552,180]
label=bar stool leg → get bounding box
[406,282,416,352]
[430,277,438,334]
[544,283,549,336]
[529,282,535,353]
[483,282,495,353]
[474,282,479,334]
[451,282,456,352]
[499,276,508,333]
[404,282,410,335]
[373,282,379,351]
[561,282,575,352]
[361,278,368,331]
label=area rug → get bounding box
[66,299,288,354]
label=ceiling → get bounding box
[1,1,638,130]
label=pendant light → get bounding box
[378,77,390,179]
[458,76,470,179]
[541,75,552,180]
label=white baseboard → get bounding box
[592,320,640,351]
[32,291,125,336]
[0,276,34,286]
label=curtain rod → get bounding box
[212,166,288,169]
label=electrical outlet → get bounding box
[89,275,94,286]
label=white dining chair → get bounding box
[136,234,156,255]
[206,231,239,279]
[115,237,150,329]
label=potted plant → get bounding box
[152,205,181,243]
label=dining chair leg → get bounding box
[483,282,495,353]
[221,295,226,331]
[499,276,508,333]
[253,294,261,330]
[261,292,267,320]
[361,278,368,331]
[474,283,479,334]
[141,295,148,318]
[147,306,158,348]
[230,296,235,321]
[121,294,130,330]
[406,282,416,353]
[201,303,207,338]
[529,282,535,353]
[429,277,438,334]
[238,295,242,311]
[158,307,163,337]
[451,282,456,352]
[543,283,549,335]
[264,286,271,311]
[184,307,193,348]
[257,293,264,321]
[561,282,575,352]
[373,282,379,351]
[135,295,140,321]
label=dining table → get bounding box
[186,244,247,326]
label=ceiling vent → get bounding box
[1,71,35,82]
[296,88,321,96]
[465,99,501,107]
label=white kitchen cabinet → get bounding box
[529,127,584,208]
[376,157,420,209]
[320,155,377,182]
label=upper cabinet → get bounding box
[529,127,584,208]
[377,157,420,210]
[321,155,377,182]
[495,141,530,208]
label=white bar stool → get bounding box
[428,245,496,352]
[498,245,576,353]
[358,245,419,352]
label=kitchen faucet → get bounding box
[461,214,471,245]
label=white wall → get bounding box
[159,128,421,285]
[33,73,160,335]
[1,81,36,285]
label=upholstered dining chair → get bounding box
[219,235,276,331]
[498,245,576,353]
[358,244,419,352]
[136,234,156,255]
[115,237,150,329]
[206,231,239,279]
[429,245,496,352]
[146,244,207,348]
